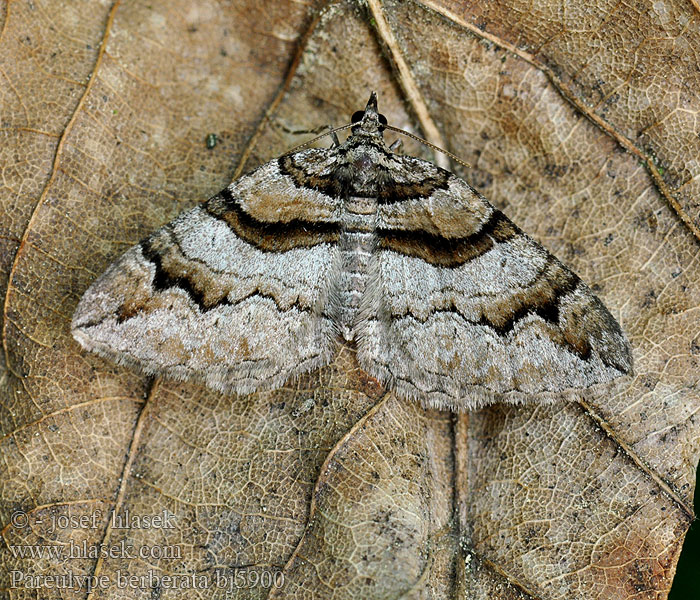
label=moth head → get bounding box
[350,92,388,138]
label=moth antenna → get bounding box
[282,120,470,172]
[383,124,471,170]
[282,123,354,155]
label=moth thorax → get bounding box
[347,149,389,196]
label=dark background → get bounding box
[669,462,699,598]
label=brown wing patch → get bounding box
[278,154,347,198]
[206,189,341,252]
[377,209,518,267]
[376,172,451,204]
[478,257,580,337]
[139,231,232,312]
[559,293,631,372]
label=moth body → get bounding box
[72,92,632,410]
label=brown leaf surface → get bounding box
[1,1,698,599]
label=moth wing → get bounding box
[72,150,342,395]
[356,157,632,410]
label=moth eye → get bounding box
[378,113,388,126]
[351,110,365,123]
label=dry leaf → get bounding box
[1,1,698,599]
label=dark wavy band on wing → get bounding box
[377,209,518,267]
[137,235,231,315]
[114,236,313,321]
[376,172,451,204]
[481,256,581,335]
[205,188,341,252]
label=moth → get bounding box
[72,93,632,410]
